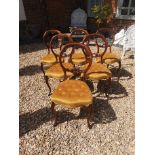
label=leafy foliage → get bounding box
[91,3,112,27]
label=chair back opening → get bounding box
[96,28,115,47]
[50,34,73,62]
[59,43,93,80]
[70,28,89,42]
[43,29,61,53]
[82,33,108,62]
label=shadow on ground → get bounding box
[19,107,52,137]
[128,54,134,59]
[19,41,46,54]
[19,98,116,137]
[110,67,133,80]
[19,65,41,76]
[78,98,117,126]
[86,80,128,99]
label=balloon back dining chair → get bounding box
[82,33,112,97]
[70,28,89,65]
[41,29,62,75]
[43,33,73,96]
[50,42,93,128]
[96,28,122,81]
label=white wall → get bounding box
[19,0,26,21]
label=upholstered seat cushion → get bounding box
[51,80,92,108]
[72,52,86,64]
[96,52,121,64]
[41,54,57,64]
[103,52,121,64]
[45,63,73,79]
[83,63,112,80]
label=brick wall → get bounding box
[46,0,87,32]
[20,0,134,41]
[22,0,43,25]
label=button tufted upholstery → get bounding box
[51,80,92,108]
[40,54,57,64]
[102,52,121,64]
[72,52,86,64]
[83,63,112,80]
[45,63,74,79]
[95,52,121,64]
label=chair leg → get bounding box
[117,61,121,82]
[41,63,47,85]
[45,76,52,96]
[41,63,45,76]
[51,102,55,113]
[87,104,93,129]
[51,102,57,127]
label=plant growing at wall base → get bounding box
[91,2,112,28]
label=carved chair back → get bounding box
[43,29,61,53]
[96,28,115,51]
[59,43,93,80]
[50,34,73,62]
[82,33,108,62]
[70,28,89,42]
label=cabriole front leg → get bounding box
[45,76,52,96]
[51,102,57,127]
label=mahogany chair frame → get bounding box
[51,43,93,128]
[59,42,92,80]
[43,29,62,53]
[70,28,89,42]
[83,33,109,60]
[44,34,73,96]
[41,29,62,76]
[82,33,112,97]
[96,27,115,52]
[96,28,121,81]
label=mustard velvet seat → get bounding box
[84,63,112,80]
[72,52,86,64]
[96,52,121,64]
[50,43,93,128]
[41,30,62,65]
[103,52,121,64]
[40,53,57,64]
[51,80,92,108]
[45,63,74,79]
[96,28,122,81]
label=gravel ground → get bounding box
[19,42,135,155]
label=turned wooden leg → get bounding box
[45,76,52,96]
[51,102,55,113]
[87,104,93,129]
[117,61,121,82]
[51,102,57,127]
[41,63,45,76]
